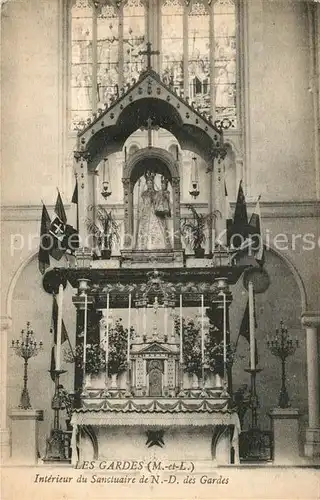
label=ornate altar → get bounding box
[44,59,246,466]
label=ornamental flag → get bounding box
[38,203,52,275]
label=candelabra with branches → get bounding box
[267,321,299,408]
[11,321,43,409]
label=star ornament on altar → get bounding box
[145,429,165,448]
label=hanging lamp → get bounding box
[189,156,200,199]
[101,157,112,199]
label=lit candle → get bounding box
[248,280,256,370]
[179,294,183,364]
[56,283,64,371]
[83,292,88,379]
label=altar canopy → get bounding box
[43,41,251,466]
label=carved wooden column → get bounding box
[172,176,182,250]
[122,177,133,249]
[213,156,226,247]
[74,151,90,249]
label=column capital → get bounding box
[0,316,12,331]
[74,150,91,163]
[301,312,320,328]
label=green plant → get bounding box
[68,343,106,375]
[108,319,135,376]
[181,205,219,251]
[205,323,235,376]
[65,318,136,376]
[175,317,202,377]
[86,205,120,251]
[174,317,234,377]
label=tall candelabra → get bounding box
[11,321,43,409]
[267,321,299,408]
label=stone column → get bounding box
[301,313,320,458]
[0,316,11,462]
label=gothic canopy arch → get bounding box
[76,69,226,167]
[124,147,180,185]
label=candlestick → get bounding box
[11,322,43,409]
[179,294,183,364]
[266,321,299,408]
[106,293,110,379]
[164,305,168,340]
[127,293,131,364]
[143,305,147,338]
[248,281,256,370]
[83,293,88,382]
[222,291,227,377]
[201,294,205,385]
[56,284,64,371]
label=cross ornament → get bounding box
[139,42,160,70]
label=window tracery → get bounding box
[70,0,238,130]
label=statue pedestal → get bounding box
[9,409,43,464]
[269,408,301,465]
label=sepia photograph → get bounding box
[1,0,319,498]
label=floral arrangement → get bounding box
[174,316,235,377]
[205,324,235,377]
[107,319,135,375]
[66,343,106,375]
[65,318,136,376]
[175,317,202,377]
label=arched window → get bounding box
[70,0,238,130]
[71,0,146,130]
[161,0,184,92]
[160,0,237,126]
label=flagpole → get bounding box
[248,281,256,370]
[56,284,64,371]
[83,292,88,383]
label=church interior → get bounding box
[1,0,320,468]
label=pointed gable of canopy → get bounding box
[76,68,227,168]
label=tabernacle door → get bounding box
[148,360,163,397]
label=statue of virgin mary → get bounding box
[135,171,172,250]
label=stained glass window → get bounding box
[97,4,119,108]
[71,0,146,131]
[70,0,238,130]
[188,2,210,114]
[71,0,93,128]
[123,0,146,85]
[214,0,237,124]
[161,0,184,94]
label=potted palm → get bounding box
[181,205,219,258]
[86,205,120,259]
